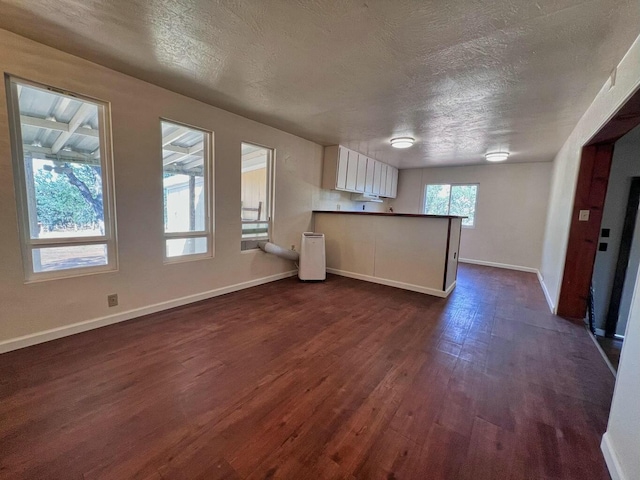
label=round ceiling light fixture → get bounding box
[485,151,509,162]
[390,137,415,149]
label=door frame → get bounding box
[558,87,640,319]
[605,177,640,336]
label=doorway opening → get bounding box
[590,130,640,370]
[558,87,640,371]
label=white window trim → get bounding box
[423,182,479,228]
[241,142,275,247]
[7,75,118,282]
[160,118,214,263]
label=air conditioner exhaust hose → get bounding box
[258,241,299,261]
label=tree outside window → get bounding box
[424,183,478,227]
[8,78,116,279]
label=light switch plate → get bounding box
[579,210,590,221]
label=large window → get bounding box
[424,183,478,227]
[161,120,213,260]
[7,77,117,281]
[241,143,273,250]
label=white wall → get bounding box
[393,162,552,270]
[312,188,388,213]
[0,28,338,349]
[533,32,640,480]
[591,125,640,331]
[540,34,640,312]
[602,263,640,480]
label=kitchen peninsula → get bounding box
[313,211,464,297]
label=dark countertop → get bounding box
[313,210,466,219]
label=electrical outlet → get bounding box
[107,294,118,307]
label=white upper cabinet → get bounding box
[364,157,375,193]
[355,154,367,192]
[390,167,398,198]
[379,163,388,196]
[373,161,382,195]
[345,149,358,191]
[336,146,349,190]
[385,165,394,198]
[323,145,398,197]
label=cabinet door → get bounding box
[365,157,375,193]
[390,167,398,198]
[336,147,349,190]
[380,163,389,196]
[355,154,367,192]
[345,150,358,191]
[373,161,382,195]
[380,163,391,197]
[385,165,394,198]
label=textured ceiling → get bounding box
[0,1,638,168]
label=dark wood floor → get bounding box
[0,265,615,479]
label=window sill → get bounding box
[24,265,119,284]
[163,252,214,265]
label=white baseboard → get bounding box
[601,432,627,480]
[588,329,617,377]
[444,281,457,297]
[536,270,556,314]
[459,258,538,273]
[326,268,453,298]
[0,270,298,354]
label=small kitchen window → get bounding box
[424,183,478,227]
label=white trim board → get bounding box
[459,258,538,273]
[537,270,556,314]
[601,432,627,480]
[0,270,298,354]
[588,329,617,377]
[326,268,454,298]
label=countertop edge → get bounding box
[312,210,467,219]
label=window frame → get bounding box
[160,118,214,263]
[6,75,118,282]
[240,141,274,251]
[423,182,479,228]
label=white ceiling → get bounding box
[0,0,638,168]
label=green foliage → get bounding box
[34,164,102,230]
[450,185,477,226]
[425,184,477,226]
[424,184,451,215]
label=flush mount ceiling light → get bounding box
[485,151,509,162]
[390,137,415,149]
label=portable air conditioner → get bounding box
[299,232,326,281]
